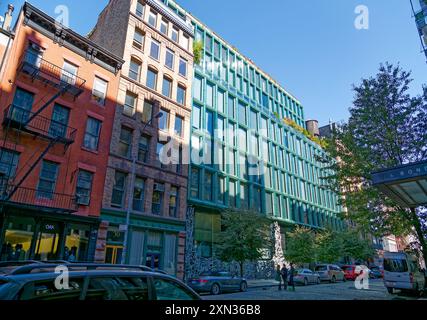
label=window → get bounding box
[229,180,236,207]
[217,90,225,113]
[177,85,186,105]
[171,27,179,43]
[205,111,213,136]
[162,77,172,98]
[205,34,212,52]
[179,58,187,77]
[165,49,174,70]
[37,161,59,199]
[156,142,166,166]
[83,118,102,151]
[0,149,19,180]
[138,134,150,163]
[133,178,145,212]
[92,77,108,105]
[146,68,157,90]
[136,1,144,18]
[169,187,179,217]
[124,92,137,116]
[160,19,168,35]
[238,102,246,125]
[174,116,183,137]
[129,59,141,81]
[61,61,78,85]
[11,88,34,123]
[18,278,85,301]
[190,168,200,198]
[49,104,69,139]
[158,109,170,131]
[111,172,127,207]
[206,83,214,107]
[148,11,157,27]
[142,100,153,123]
[204,171,213,201]
[228,96,235,119]
[181,35,189,51]
[194,76,203,101]
[76,170,93,205]
[153,278,197,300]
[118,127,133,158]
[192,104,201,129]
[133,28,145,50]
[150,39,160,60]
[152,183,164,215]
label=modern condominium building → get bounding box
[89,0,194,278]
[160,0,343,277]
[411,0,427,61]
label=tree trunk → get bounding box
[410,208,427,266]
[239,262,244,278]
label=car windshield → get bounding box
[315,266,327,271]
[384,259,408,272]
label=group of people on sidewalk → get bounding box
[275,263,296,291]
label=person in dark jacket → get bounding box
[288,263,296,291]
[281,265,288,291]
[275,265,283,290]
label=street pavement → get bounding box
[202,279,421,300]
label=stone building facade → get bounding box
[89,0,194,279]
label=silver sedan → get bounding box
[293,269,321,285]
[188,271,248,295]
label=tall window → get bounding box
[169,187,178,217]
[174,116,183,137]
[171,27,179,43]
[179,58,187,77]
[12,88,34,123]
[206,83,214,107]
[205,110,213,136]
[162,77,172,98]
[190,168,200,198]
[158,109,170,132]
[146,68,158,90]
[229,180,236,207]
[92,77,108,105]
[228,96,235,119]
[160,19,168,35]
[204,171,213,201]
[124,91,137,116]
[133,178,145,212]
[217,90,225,113]
[150,39,160,60]
[142,100,153,123]
[129,59,141,81]
[118,127,133,158]
[192,104,201,129]
[194,76,203,101]
[138,134,150,163]
[61,61,78,85]
[0,149,19,179]
[165,49,175,70]
[83,117,102,151]
[136,1,144,18]
[133,28,145,50]
[148,11,157,27]
[76,170,94,206]
[152,183,164,215]
[177,85,186,105]
[111,171,127,207]
[238,102,247,125]
[37,161,59,199]
[49,104,69,139]
[181,35,189,51]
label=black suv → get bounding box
[0,261,201,301]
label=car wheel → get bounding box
[331,276,336,283]
[387,287,394,294]
[240,281,248,292]
[303,278,308,286]
[211,283,221,295]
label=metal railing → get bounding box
[0,184,78,212]
[18,50,86,97]
[3,104,77,144]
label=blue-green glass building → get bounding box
[162,0,343,259]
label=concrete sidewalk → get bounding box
[247,279,279,289]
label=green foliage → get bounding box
[283,118,328,148]
[215,209,273,277]
[284,226,317,265]
[193,40,203,65]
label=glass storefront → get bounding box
[64,224,90,262]
[1,217,34,261]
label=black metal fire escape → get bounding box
[0,50,85,212]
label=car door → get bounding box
[304,269,314,283]
[152,276,200,300]
[218,272,233,290]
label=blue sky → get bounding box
[1,0,425,126]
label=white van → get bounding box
[383,252,425,295]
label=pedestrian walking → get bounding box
[275,265,283,290]
[281,265,288,291]
[288,263,296,291]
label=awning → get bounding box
[371,160,427,208]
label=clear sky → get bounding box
[1,0,425,126]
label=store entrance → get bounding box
[34,222,60,261]
[145,253,161,269]
[105,245,123,264]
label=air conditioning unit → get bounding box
[153,183,165,192]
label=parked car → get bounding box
[293,269,321,285]
[341,265,370,281]
[369,266,384,279]
[188,271,247,295]
[315,264,346,283]
[0,262,201,300]
[383,252,425,295]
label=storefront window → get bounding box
[34,222,60,261]
[1,217,34,261]
[64,224,90,262]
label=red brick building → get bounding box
[0,3,123,262]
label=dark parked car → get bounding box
[188,271,248,295]
[0,262,201,301]
[369,266,384,279]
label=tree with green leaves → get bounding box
[315,228,343,263]
[284,226,317,266]
[215,209,273,277]
[319,63,427,261]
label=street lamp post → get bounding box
[121,112,163,265]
